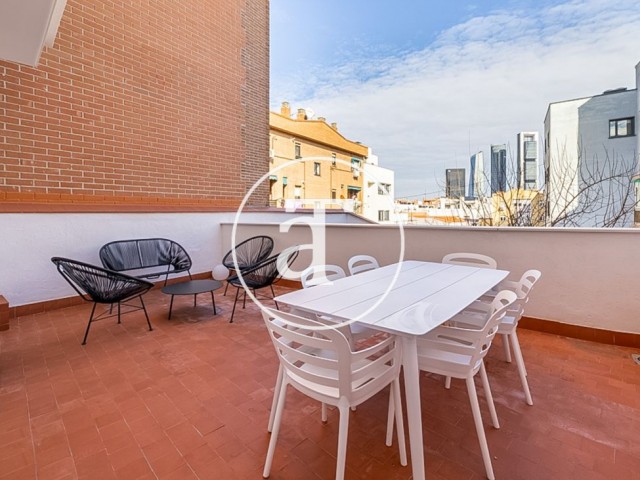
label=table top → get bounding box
[275,261,508,336]
[161,279,222,296]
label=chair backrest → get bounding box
[51,257,153,303]
[222,235,274,271]
[99,238,192,274]
[300,264,346,288]
[234,246,299,288]
[261,308,401,404]
[509,269,542,322]
[347,255,379,276]
[442,252,497,269]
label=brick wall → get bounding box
[0,0,270,211]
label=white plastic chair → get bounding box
[452,270,542,406]
[262,309,407,480]
[415,290,517,480]
[442,252,497,269]
[347,255,379,276]
[300,264,346,288]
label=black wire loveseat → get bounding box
[99,238,192,286]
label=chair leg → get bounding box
[392,379,408,466]
[223,282,229,296]
[466,375,495,480]
[267,365,283,433]
[82,303,98,345]
[243,290,247,309]
[263,378,288,478]
[140,296,152,331]
[386,387,394,447]
[230,288,240,323]
[117,302,122,324]
[321,402,328,423]
[502,333,512,363]
[269,284,276,299]
[511,330,533,405]
[479,361,500,429]
[445,376,452,389]
[336,399,350,480]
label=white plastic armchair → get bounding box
[347,255,379,275]
[454,270,542,405]
[300,264,346,288]
[415,290,517,480]
[261,309,407,480]
[442,252,497,269]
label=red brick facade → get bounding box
[0,0,270,211]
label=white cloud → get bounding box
[276,0,640,197]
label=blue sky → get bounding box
[270,0,640,198]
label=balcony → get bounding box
[1,216,639,479]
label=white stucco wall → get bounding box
[222,222,640,334]
[1,210,363,307]
[362,163,396,223]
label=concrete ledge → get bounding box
[0,295,9,331]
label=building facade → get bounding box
[362,150,397,224]
[0,0,271,313]
[445,168,465,198]
[269,102,368,212]
[491,145,507,194]
[544,61,639,227]
[468,151,485,199]
[517,132,539,190]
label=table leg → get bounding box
[168,295,174,320]
[401,336,425,480]
[210,291,217,315]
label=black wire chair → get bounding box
[227,247,299,323]
[222,235,274,295]
[99,238,193,286]
[51,257,154,345]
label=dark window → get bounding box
[294,143,301,158]
[313,162,321,176]
[609,117,635,138]
[331,153,336,167]
[378,210,390,222]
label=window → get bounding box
[378,183,391,195]
[331,189,336,200]
[294,143,301,158]
[378,210,390,222]
[351,158,361,178]
[313,162,321,176]
[609,117,635,138]
[294,185,301,199]
[331,153,336,167]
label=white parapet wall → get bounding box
[221,222,640,334]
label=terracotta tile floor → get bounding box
[1,286,640,480]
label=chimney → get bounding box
[296,108,307,120]
[318,116,326,123]
[331,122,338,131]
[280,101,291,117]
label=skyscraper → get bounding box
[468,151,485,199]
[491,144,507,193]
[517,132,539,190]
[446,168,465,198]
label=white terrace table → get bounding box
[274,260,508,480]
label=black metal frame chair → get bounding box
[222,235,274,295]
[227,247,299,323]
[99,238,192,286]
[51,257,154,345]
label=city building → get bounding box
[468,151,485,199]
[491,144,507,193]
[544,61,639,227]
[491,189,545,226]
[517,132,539,190]
[269,102,367,211]
[445,168,465,198]
[362,149,397,224]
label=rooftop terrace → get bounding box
[1,285,638,480]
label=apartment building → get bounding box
[544,61,640,227]
[269,102,367,211]
[490,144,507,193]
